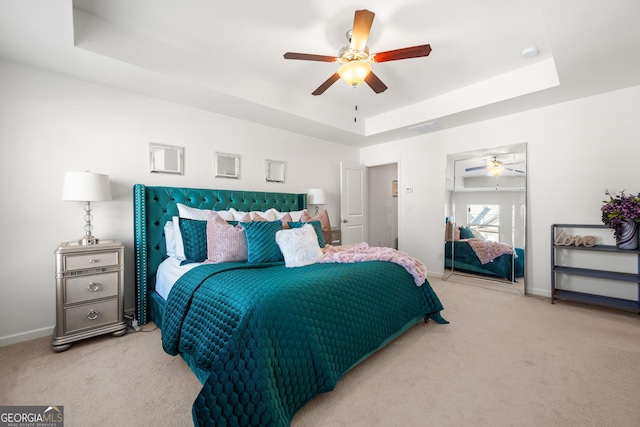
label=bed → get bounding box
[133,184,447,426]
[444,240,524,281]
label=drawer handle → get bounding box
[89,259,98,264]
[87,310,99,320]
[87,282,101,292]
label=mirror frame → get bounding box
[149,143,184,175]
[265,159,285,183]
[214,152,240,179]
[444,142,527,292]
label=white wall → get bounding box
[361,84,640,297]
[0,60,359,345]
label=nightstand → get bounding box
[330,227,341,246]
[51,240,127,352]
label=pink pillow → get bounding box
[252,213,268,221]
[254,212,293,229]
[280,212,293,229]
[301,209,331,245]
[204,211,248,263]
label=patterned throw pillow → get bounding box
[459,227,474,239]
[205,211,248,263]
[300,209,332,246]
[240,220,284,263]
[288,220,325,248]
[178,218,208,263]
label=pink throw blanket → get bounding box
[467,239,515,264]
[318,242,427,286]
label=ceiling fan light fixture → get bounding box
[487,162,504,176]
[338,60,371,86]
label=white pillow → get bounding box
[229,208,250,221]
[172,216,186,260]
[268,208,306,222]
[177,203,233,221]
[164,221,177,257]
[250,210,276,221]
[215,210,234,221]
[275,224,323,268]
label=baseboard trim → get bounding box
[0,325,54,347]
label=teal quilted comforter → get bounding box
[162,260,446,426]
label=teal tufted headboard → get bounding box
[133,184,307,324]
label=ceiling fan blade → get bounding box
[312,73,340,96]
[364,71,388,94]
[504,168,526,174]
[372,44,432,63]
[350,9,375,51]
[283,52,338,62]
[465,166,488,172]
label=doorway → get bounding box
[368,163,398,248]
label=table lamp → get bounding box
[62,171,112,245]
[307,188,328,215]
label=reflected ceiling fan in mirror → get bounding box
[465,157,526,177]
[283,9,432,95]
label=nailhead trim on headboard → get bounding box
[133,184,307,325]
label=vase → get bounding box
[616,219,638,250]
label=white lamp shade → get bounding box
[307,188,328,205]
[62,171,112,202]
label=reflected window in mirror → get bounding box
[467,204,500,242]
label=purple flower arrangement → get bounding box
[601,190,640,238]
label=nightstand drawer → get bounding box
[64,299,119,334]
[63,251,119,271]
[64,272,119,304]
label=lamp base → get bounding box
[79,235,99,245]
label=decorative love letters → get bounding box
[554,229,596,247]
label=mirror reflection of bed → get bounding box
[444,143,526,294]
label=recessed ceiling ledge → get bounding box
[365,58,559,136]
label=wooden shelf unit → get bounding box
[551,224,640,313]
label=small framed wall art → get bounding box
[265,159,285,183]
[149,143,184,175]
[214,152,240,179]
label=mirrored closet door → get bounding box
[444,143,527,294]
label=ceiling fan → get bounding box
[283,9,432,96]
[465,157,526,177]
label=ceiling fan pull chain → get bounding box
[353,85,358,123]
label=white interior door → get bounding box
[340,161,367,245]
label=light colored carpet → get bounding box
[1,276,639,427]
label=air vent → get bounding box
[408,121,441,134]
